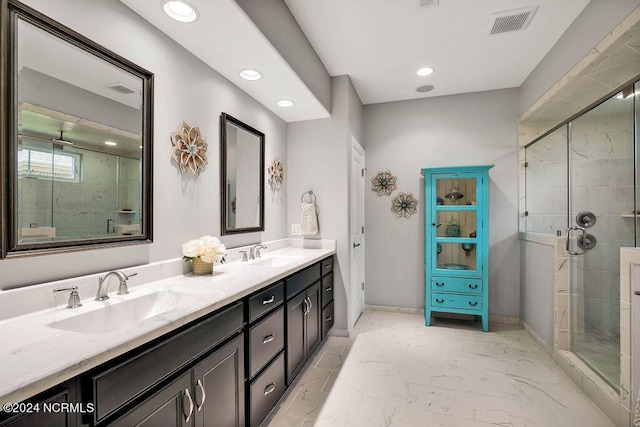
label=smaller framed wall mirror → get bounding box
[220,113,265,235]
[1,0,154,258]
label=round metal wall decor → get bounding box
[268,159,285,191]
[391,192,418,218]
[170,121,208,176]
[372,171,397,196]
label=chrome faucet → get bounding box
[95,271,137,301]
[249,244,267,260]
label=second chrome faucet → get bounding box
[95,271,137,301]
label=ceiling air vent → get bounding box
[486,6,538,36]
[105,82,137,95]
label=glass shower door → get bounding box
[568,91,634,390]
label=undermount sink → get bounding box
[47,288,202,335]
[249,255,303,267]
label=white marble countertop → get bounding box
[0,243,335,407]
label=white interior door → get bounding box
[351,138,365,327]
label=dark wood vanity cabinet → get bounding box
[2,256,335,427]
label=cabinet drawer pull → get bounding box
[324,264,331,269]
[303,298,309,315]
[262,296,275,305]
[325,286,332,292]
[263,334,275,344]
[468,301,478,307]
[264,383,276,396]
[308,297,312,312]
[435,282,444,287]
[435,298,444,303]
[196,379,206,412]
[468,284,478,289]
[326,315,333,322]
[183,388,194,422]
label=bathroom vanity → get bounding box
[0,246,335,427]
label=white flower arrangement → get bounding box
[181,235,227,264]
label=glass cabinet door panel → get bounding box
[436,210,477,238]
[435,242,478,273]
[435,177,478,206]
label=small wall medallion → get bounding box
[372,171,397,196]
[170,121,208,176]
[391,192,418,218]
[268,159,285,191]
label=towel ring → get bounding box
[301,190,316,203]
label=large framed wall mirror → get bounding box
[220,113,265,235]
[1,0,154,258]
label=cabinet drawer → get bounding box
[322,300,334,340]
[321,272,334,308]
[431,293,483,311]
[249,307,284,377]
[431,277,482,294]
[286,263,321,299]
[321,256,334,276]
[90,302,243,424]
[249,281,284,322]
[250,352,286,427]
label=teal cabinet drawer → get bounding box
[431,277,482,294]
[431,293,483,311]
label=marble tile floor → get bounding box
[265,310,614,427]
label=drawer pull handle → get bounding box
[324,264,331,269]
[183,388,194,422]
[468,301,478,307]
[435,282,444,287]
[263,296,275,305]
[264,383,276,396]
[196,379,206,412]
[325,286,333,292]
[326,315,333,322]
[468,284,478,289]
[303,298,309,315]
[263,334,275,344]
[435,298,444,303]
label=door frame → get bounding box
[350,137,365,330]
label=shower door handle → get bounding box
[566,226,586,256]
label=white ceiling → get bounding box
[285,0,591,104]
[120,0,591,120]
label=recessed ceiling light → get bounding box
[161,0,199,23]
[240,69,262,81]
[417,67,434,76]
[416,85,434,93]
[276,99,294,108]
[104,141,117,146]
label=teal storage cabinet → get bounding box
[421,165,493,331]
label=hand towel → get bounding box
[301,202,319,236]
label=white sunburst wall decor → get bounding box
[170,121,208,176]
[268,159,285,191]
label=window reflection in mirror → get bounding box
[3,1,153,257]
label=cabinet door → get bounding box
[111,372,191,427]
[193,335,245,427]
[430,173,483,276]
[0,385,76,427]
[306,282,321,356]
[286,291,307,384]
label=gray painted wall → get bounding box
[287,75,362,332]
[520,241,555,348]
[363,88,520,317]
[2,0,288,289]
[236,0,332,113]
[519,0,640,114]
